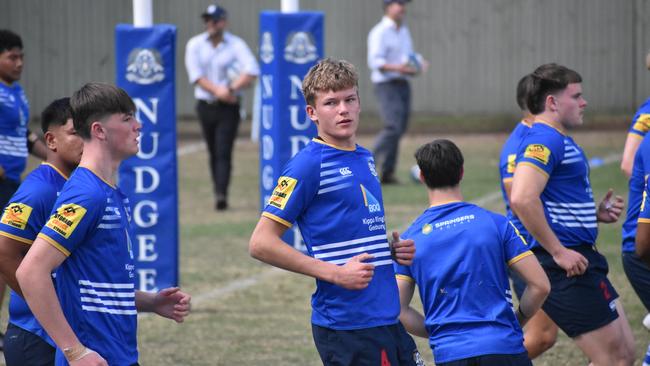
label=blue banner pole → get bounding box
[258,11,324,250]
[115,24,179,292]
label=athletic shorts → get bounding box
[312,322,425,366]
[534,245,619,338]
[4,322,55,366]
[622,251,650,311]
[436,352,531,366]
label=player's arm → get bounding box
[135,288,191,323]
[637,221,650,265]
[395,277,427,338]
[184,40,235,104]
[249,216,375,290]
[228,41,258,93]
[0,234,29,296]
[16,237,106,365]
[510,164,588,276]
[621,134,642,178]
[509,255,550,326]
[27,129,47,160]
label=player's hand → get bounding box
[390,231,415,266]
[69,349,107,366]
[596,188,624,223]
[212,85,237,104]
[334,253,375,290]
[552,247,588,277]
[153,287,192,323]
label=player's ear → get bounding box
[90,121,106,140]
[44,130,57,152]
[306,104,318,125]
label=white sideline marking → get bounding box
[177,142,205,157]
[175,152,621,309]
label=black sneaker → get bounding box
[216,199,228,211]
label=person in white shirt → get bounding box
[367,0,424,184]
[184,3,259,210]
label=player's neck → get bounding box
[45,154,75,179]
[534,113,566,134]
[427,187,463,207]
[77,143,120,187]
[0,77,14,87]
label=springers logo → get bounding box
[260,32,274,64]
[284,32,318,64]
[126,48,165,85]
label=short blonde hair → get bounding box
[302,58,358,106]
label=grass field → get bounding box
[9,122,641,365]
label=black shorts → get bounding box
[312,322,425,366]
[437,352,531,366]
[4,322,55,366]
[622,251,650,311]
[534,245,619,338]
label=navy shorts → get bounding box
[622,251,650,311]
[4,322,55,366]
[437,352,531,366]
[312,322,425,366]
[534,245,619,338]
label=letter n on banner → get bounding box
[115,24,179,292]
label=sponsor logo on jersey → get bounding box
[507,154,516,174]
[268,176,297,210]
[368,159,378,178]
[421,223,433,235]
[1,203,33,230]
[46,203,87,239]
[339,167,352,176]
[633,114,650,133]
[524,144,551,165]
[360,184,382,214]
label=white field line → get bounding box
[164,150,621,311]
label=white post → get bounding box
[281,0,299,13]
[133,0,153,27]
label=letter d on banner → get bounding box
[115,24,179,292]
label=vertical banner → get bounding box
[115,24,178,292]
[259,12,323,249]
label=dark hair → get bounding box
[70,82,135,139]
[0,29,22,53]
[415,139,464,189]
[516,74,534,111]
[41,97,72,134]
[527,63,582,115]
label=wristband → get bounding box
[63,343,94,362]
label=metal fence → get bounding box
[2,0,649,118]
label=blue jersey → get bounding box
[394,201,531,363]
[499,120,532,242]
[622,134,650,252]
[640,176,650,223]
[262,138,399,330]
[0,163,67,346]
[629,97,650,139]
[0,82,29,183]
[38,167,137,366]
[516,122,597,249]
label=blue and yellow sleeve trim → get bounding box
[262,212,293,228]
[37,233,71,257]
[395,274,415,283]
[508,250,533,266]
[516,162,549,178]
[0,231,33,245]
[639,218,650,224]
